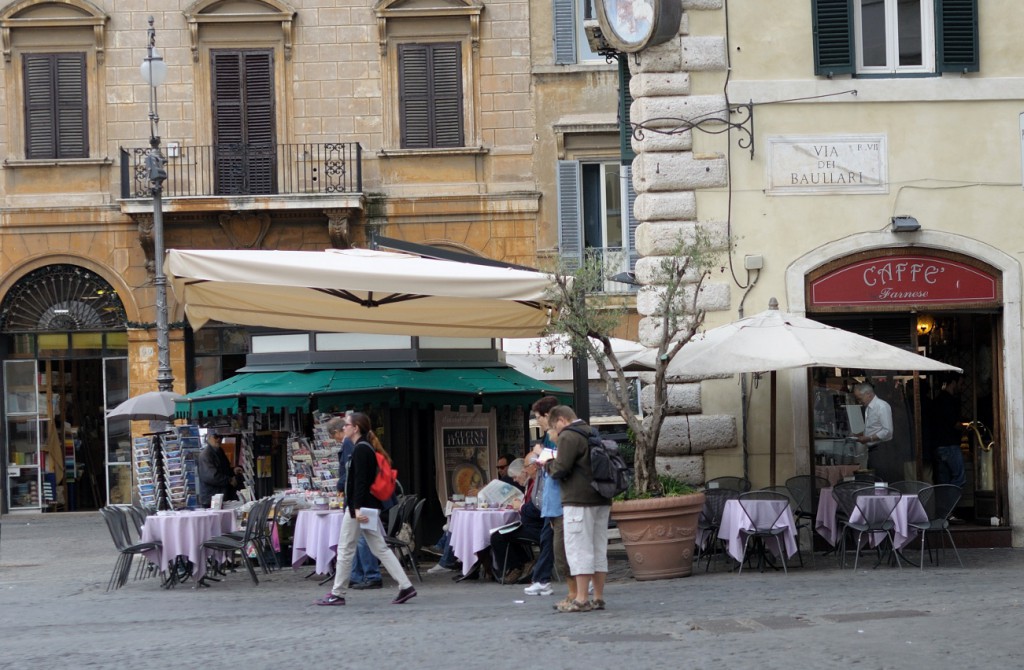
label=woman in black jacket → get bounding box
[318,412,417,606]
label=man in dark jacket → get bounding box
[544,405,610,613]
[197,432,240,507]
[933,373,966,488]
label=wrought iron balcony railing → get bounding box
[585,246,637,294]
[120,142,362,199]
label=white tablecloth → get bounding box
[140,510,238,581]
[291,509,346,574]
[718,499,798,564]
[815,488,928,550]
[449,508,518,576]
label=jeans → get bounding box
[531,519,554,584]
[433,531,460,569]
[936,444,966,488]
[350,535,381,583]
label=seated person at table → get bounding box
[198,432,242,507]
[488,454,544,584]
[497,453,525,492]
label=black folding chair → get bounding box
[200,504,264,586]
[909,484,964,569]
[386,497,425,583]
[696,488,738,572]
[99,506,160,591]
[846,487,903,570]
[736,491,791,574]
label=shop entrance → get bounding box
[1,263,130,513]
[810,312,1003,523]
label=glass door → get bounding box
[4,359,43,511]
[102,357,130,505]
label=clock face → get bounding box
[596,0,681,53]
[607,0,655,45]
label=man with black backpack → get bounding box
[542,405,610,613]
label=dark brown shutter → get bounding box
[24,53,87,159]
[211,49,276,195]
[399,43,463,149]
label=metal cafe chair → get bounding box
[909,484,964,569]
[735,491,791,574]
[846,487,903,570]
[696,487,739,572]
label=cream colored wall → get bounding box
[671,2,1024,491]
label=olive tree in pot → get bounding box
[545,232,720,579]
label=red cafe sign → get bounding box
[810,254,998,308]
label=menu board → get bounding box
[434,407,497,507]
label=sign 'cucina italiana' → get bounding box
[766,135,888,196]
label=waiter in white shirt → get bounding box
[852,382,893,471]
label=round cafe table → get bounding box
[140,510,238,582]
[449,507,518,576]
[291,509,346,574]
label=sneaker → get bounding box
[316,594,345,606]
[524,582,553,596]
[427,563,455,575]
[391,586,418,604]
[588,583,595,595]
[591,599,606,610]
[351,579,383,590]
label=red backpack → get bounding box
[369,449,398,501]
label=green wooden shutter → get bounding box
[811,0,855,77]
[936,0,979,73]
[557,160,583,271]
[211,50,276,195]
[618,56,635,164]
[399,43,463,149]
[553,0,577,65]
[24,53,87,159]
[625,163,639,272]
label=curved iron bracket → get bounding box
[632,101,755,160]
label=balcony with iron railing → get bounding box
[119,142,362,200]
[586,246,637,294]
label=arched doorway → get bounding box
[1,264,129,513]
[786,232,1022,545]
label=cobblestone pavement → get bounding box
[1,512,1022,669]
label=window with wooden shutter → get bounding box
[557,160,583,271]
[812,0,855,77]
[553,0,577,65]
[23,53,88,159]
[398,43,464,149]
[936,0,978,73]
[813,0,978,76]
[211,49,277,195]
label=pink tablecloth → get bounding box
[449,508,518,576]
[718,499,798,564]
[291,509,346,574]
[140,510,238,581]
[815,488,928,550]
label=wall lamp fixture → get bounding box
[891,215,921,233]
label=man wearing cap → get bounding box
[198,431,242,507]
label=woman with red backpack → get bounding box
[318,412,417,607]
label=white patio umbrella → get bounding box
[106,390,185,421]
[165,248,560,338]
[636,298,961,484]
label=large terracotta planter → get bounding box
[611,492,705,581]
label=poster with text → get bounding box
[434,407,496,508]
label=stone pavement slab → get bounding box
[1,512,1022,668]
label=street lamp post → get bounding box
[140,16,173,392]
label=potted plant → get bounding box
[545,233,720,579]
